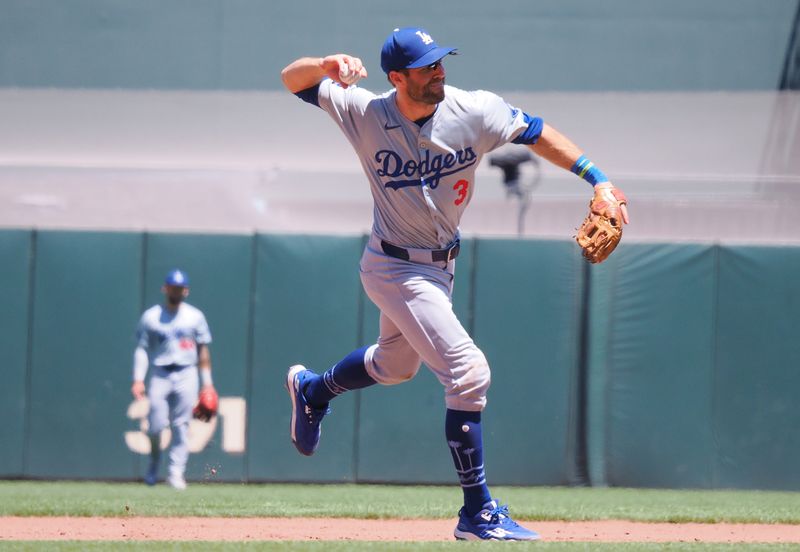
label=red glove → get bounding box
[193,387,219,422]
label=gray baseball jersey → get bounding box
[136,303,212,368]
[316,79,528,248]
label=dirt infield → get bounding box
[2,517,800,543]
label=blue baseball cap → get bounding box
[164,269,189,287]
[380,27,457,74]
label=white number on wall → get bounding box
[124,397,246,454]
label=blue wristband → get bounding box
[571,155,608,186]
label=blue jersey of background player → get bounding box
[280,27,629,541]
[131,269,215,490]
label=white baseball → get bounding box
[339,63,361,86]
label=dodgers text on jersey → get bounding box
[375,147,477,190]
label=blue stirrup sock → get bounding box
[304,346,376,407]
[446,409,492,516]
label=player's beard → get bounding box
[165,290,185,307]
[407,78,445,105]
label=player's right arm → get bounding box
[280,54,367,93]
[131,315,150,400]
[131,346,148,400]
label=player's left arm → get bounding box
[528,124,629,224]
[193,342,219,422]
[197,343,214,390]
[195,311,215,391]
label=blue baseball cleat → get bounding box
[144,461,158,486]
[454,500,540,541]
[286,365,331,456]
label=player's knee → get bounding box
[147,424,167,436]
[147,414,169,435]
[371,357,422,384]
[445,348,491,411]
[395,360,422,382]
[366,343,422,384]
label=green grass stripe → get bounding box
[1,481,800,524]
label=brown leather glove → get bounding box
[576,184,628,263]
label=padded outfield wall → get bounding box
[0,230,798,490]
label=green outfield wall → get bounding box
[0,230,31,477]
[0,229,798,490]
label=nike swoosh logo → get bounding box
[384,122,401,130]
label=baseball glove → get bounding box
[193,387,219,422]
[575,185,628,264]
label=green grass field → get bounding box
[2,481,800,523]
[1,481,799,551]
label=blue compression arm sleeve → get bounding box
[511,112,544,145]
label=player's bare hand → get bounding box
[593,182,629,225]
[321,54,367,88]
[131,381,146,400]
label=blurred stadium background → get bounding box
[0,1,798,490]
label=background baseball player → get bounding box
[131,269,216,490]
[280,27,628,540]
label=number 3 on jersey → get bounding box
[453,179,469,206]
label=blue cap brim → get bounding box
[405,47,457,69]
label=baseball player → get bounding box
[281,27,628,540]
[131,269,215,490]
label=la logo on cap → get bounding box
[416,30,433,45]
